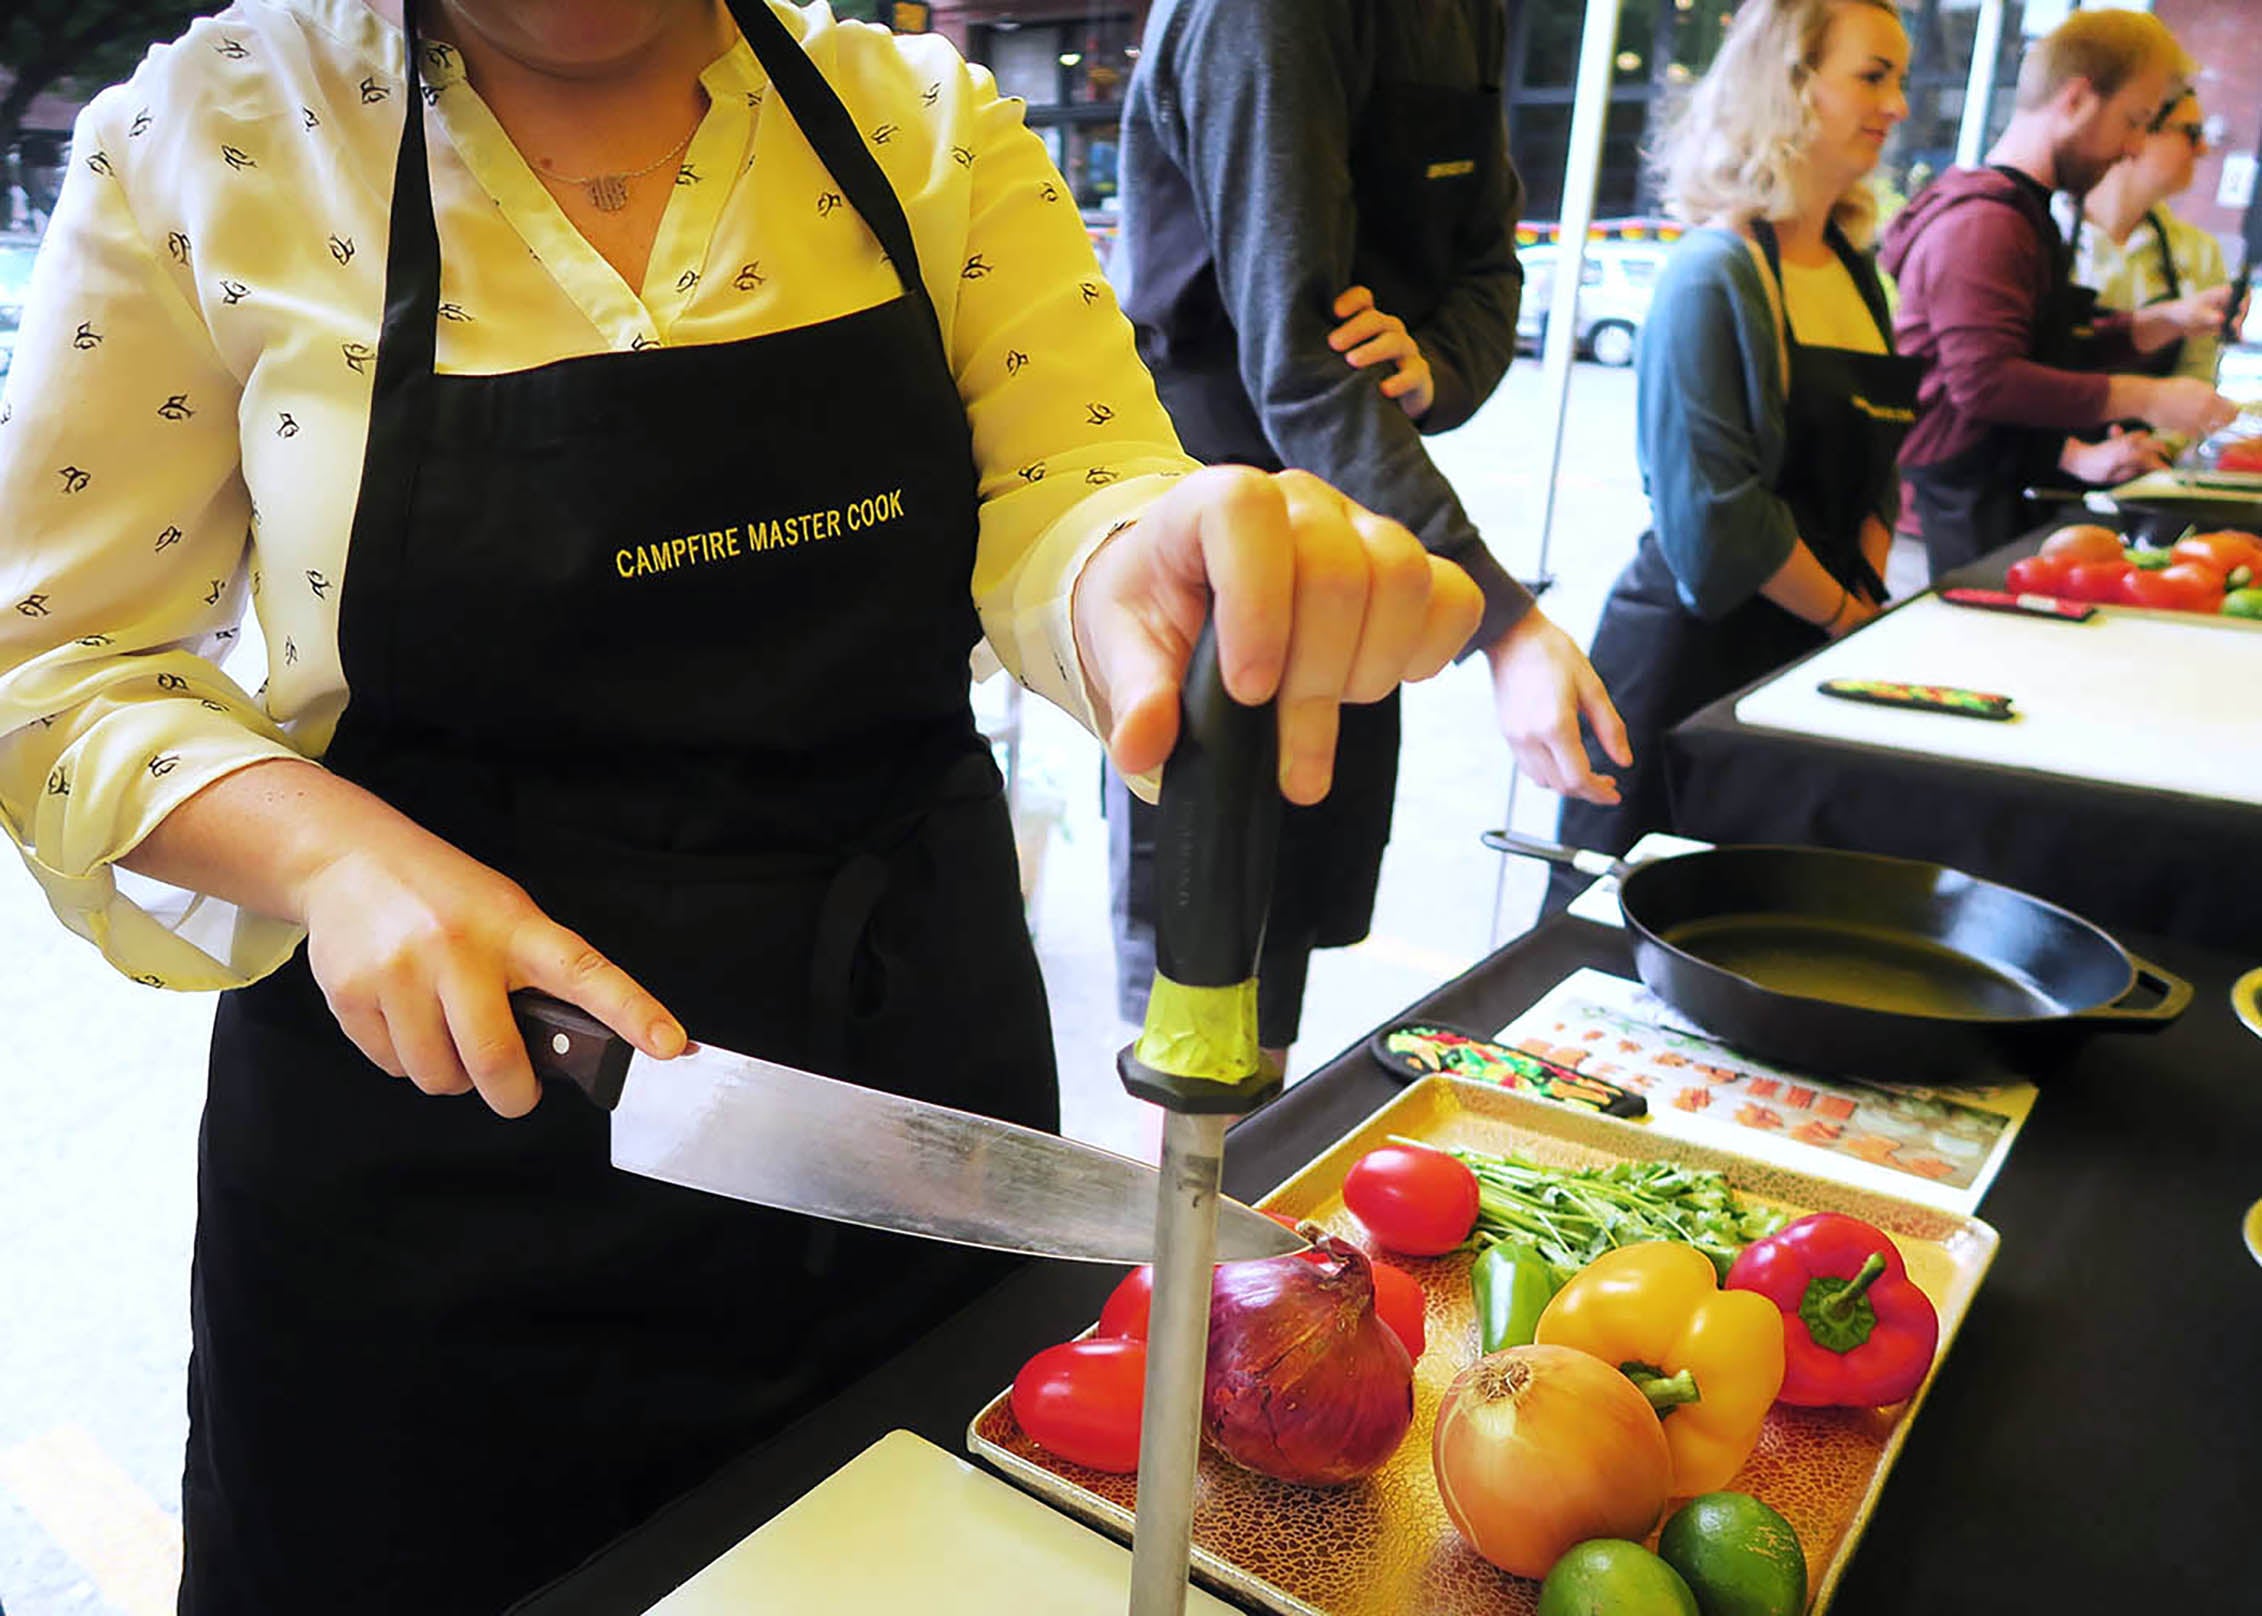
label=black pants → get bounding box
[1549,535,1822,910]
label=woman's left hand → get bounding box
[1071,466,1483,804]
[1329,285,1435,420]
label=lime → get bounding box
[2222,587,2262,620]
[1656,1491,1808,1616]
[1537,1539,1700,1616]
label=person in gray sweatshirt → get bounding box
[1106,0,1627,1060]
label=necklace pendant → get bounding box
[585,173,631,212]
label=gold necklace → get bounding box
[534,123,698,213]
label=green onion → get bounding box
[1399,1137,1787,1284]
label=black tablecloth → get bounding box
[1666,534,2261,953]
[515,915,2262,1616]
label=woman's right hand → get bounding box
[296,815,684,1118]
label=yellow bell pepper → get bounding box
[1534,1241,1785,1495]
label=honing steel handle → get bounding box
[1117,617,1285,1116]
[2071,953,2195,1029]
[1154,617,1280,994]
[510,989,634,1109]
[1481,828,1635,884]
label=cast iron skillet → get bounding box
[1485,832,2192,1083]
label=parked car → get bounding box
[1514,240,1666,367]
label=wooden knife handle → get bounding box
[510,989,634,1111]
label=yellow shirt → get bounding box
[1777,255,1888,356]
[0,0,1194,990]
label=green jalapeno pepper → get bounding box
[1470,1237,1559,1354]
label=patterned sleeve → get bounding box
[0,91,305,990]
[923,48,1198,743]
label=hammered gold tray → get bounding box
[968,1076,1998,1615]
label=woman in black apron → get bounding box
[1552,0,1919,901]
[180,4,1056,1609]
[118,3,1482,1612]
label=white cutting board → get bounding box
[644,1429,1240,1615]
[1732,593,2262,804]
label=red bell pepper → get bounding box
[1724,1212,1938,1407]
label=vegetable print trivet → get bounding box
[1495,970,2033,1216]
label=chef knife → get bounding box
[512,991,1305,1266]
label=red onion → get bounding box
[1201,1232,1415,1485]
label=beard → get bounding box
[2053,133,2121,196]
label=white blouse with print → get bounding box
[0,0,1195,991]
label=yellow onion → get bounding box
[1202,1234,1415,1485]
[1431,1343,1673,1578]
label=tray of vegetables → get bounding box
[2003,522,2262,622]
[968,1076,1997,1616]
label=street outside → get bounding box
[0,358,1654,1615]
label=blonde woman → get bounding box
[1552,0,1916,886]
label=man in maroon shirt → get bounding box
[1882,9,2237,577]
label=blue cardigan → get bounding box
[1635,227,1899,620]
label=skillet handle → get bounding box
[1480,829,1633,883]
[2072,952,2194,1027]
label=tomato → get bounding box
[2217,440,2262,474]
[2123,562,2224,612]
[1097,1265,1153,1339]
[2059,559,2134,602]
[1342,1143,1481,1256]
[2157,561,2228,611]
[2003,554,2071,595]
[1010,1337,1146,1473]
[2119,569,2182,609]
[2038,524,2126,565]
[1369,1259,1427,1360]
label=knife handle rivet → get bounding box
[551,1034,571,1056]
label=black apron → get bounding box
[1109,23,1499,1048]
[1553,223,1919,901]
[179,5,1055,1612]
[1904,169,2107,577]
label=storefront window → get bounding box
[1889,0,2030,203]
[967,10,1138,212]
[1507,0,2025,223]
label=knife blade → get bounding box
[511,991,1306,1266]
